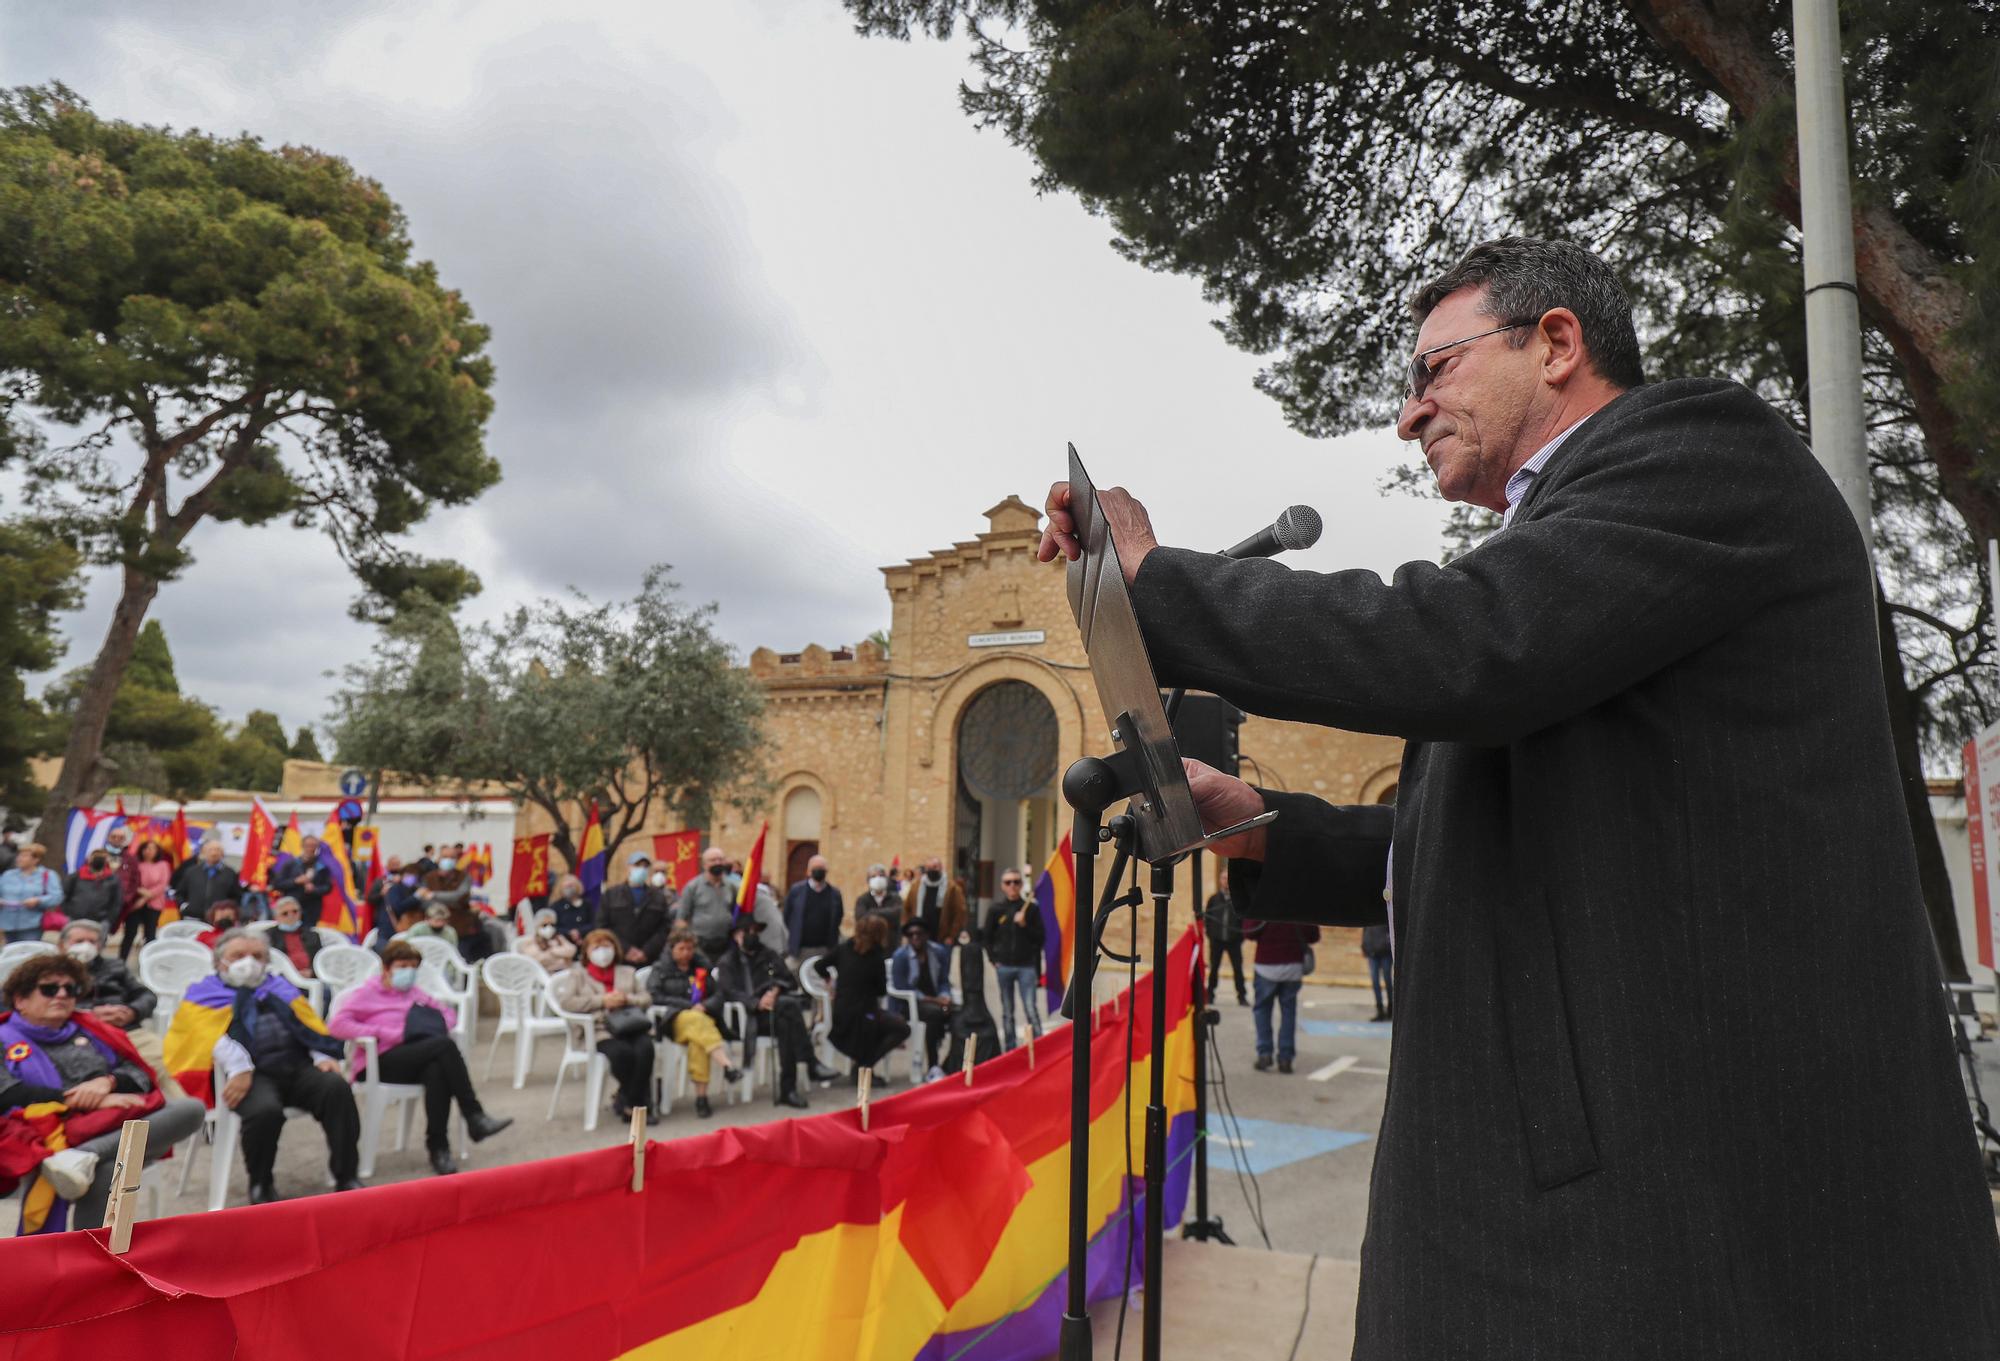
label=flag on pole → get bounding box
[113,795,127,818]
[1035,832,1077,1011]
[355,826,384,893]
[61,808,126,873]
[243,798,277,890]
[735,821,769,922]
[277,812,304,865]
[577,803,607,907]
[652,830,704,893]
[316,808,364,938]
[510,834,551,903]
[168,807,191,863]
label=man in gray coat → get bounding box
[1039,238,2000,1358]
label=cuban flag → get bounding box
[62,807,126,874]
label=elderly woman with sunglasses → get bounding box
[0,952,204,1233]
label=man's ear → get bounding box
[1537,307,1588,386]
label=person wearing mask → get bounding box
[809,915,909,1077]
[364,854,403,932]
[853,864,902,933]
[889,920,956,1082]
[550,874,593,947]
[0,952,204,1232]
[647,928,740,1118]
[197,901,242,948]
[1243,917,1320,1074]
[903,858,966,946]
[116,838,175,961]
[165,929,361,1203]
[60,920,156,1034]
[603,853,672,965]
[64,847,123,932]
[405,902,460,948]
[520,907,577,973]
[715,916,833,1110]
[103,824,133,864]
[783,856,844,973]
[266,895,325,978]
[419,852,476,958]
[555,928,653,1122]
[673,848,739,961]
[0,843,62,944]
[982,869,1044,1051]
[1204,866,1248,1007]
[173,839,241,923]
[327,941,512,1175]
[385,864,426,936]
[270,835,332,931]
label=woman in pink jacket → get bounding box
[328,940,513,1175]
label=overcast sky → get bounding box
[5,0,1451,737]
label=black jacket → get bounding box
[173,859,241,921]
[82,956,157,1026]
[647,951,722,1027]
[64,866,124,927]
[599,885,671,963]
[270,858,331,928]
[981,896,1044,969]
[1134,380,2000,1357]
[810,940,887,1048]
[715,942,800,1009]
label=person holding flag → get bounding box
[270,826,331,932]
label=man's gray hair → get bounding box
[1410,237,1644,390]
[60,918,105,943]
[271,895,301,914]
[211,926,268,968]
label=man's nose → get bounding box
[1396,394,1432,444]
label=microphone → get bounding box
[1218,504,1323,559]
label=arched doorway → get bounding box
[953,680,1060,905]
[783,786,822,890]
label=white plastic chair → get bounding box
[158,920,209,942]
[481,953,566,1090]
[797,957,838,1069]
[328,988,469,1178]
[139,940,215,1036]
[884,974,929,1084]
[0,939,55,978]
[204,1099,316,1212]
[541,973,611,1131]
[404,937,478,1047]
[720,1001,771,1104]
[313,943,383,1006]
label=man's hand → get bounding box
[1036,482,1160,587]
[1185,758,1270,860]
[62,1075,114,1110]
[222,1071,253,1109]
[758,989,777,1012]
[624,946,647,964]
[91,1004,134,1027]
[314,1057,341,1075]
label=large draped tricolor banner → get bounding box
[0,929,1202,1361]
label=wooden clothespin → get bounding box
[857,1066,873,1132]
[1026,1027,1036,1069]
[629,1107,647,1192]
[104,1118,149,1254]
[964,1053,975,1088]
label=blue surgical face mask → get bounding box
[389,967,418,992]
[439,858,456,872]
[402,873,419,887]
[629,867,649,886]
[278,919,302,933]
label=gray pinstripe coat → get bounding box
[1132,379,2000,1359]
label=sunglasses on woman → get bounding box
[35,982,79,999]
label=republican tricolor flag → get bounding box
[1036,832,1076,1011]
[315,809,365,938]
[735,821,769,921]
[577,803,607,907]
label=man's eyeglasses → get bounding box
[1001,879,1023,886]
[1405,321,1534,401]
[35,982,78,999]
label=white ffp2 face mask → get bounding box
[589,946,616,968]
[224,956,268,989]
[868,876,888,894]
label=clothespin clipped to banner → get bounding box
[858,1066,873,1132]
[1026,1027,1035,1069]
[104,1118,149,1254]
[965,1053,975,1088]
[630,1107,646,1192]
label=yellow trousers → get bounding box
[671,1009,726,1083]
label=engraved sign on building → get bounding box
[967,630,1046,648]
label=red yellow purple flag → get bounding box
[243,797,277,890]
[736,820,769,919]
[316,808,364,937]
[1036,831,1077,1011]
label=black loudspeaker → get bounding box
[1168,692,1243,777]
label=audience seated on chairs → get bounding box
[647,929,740,1118]
[327,941,511,1175]
[889,920,957,1081]
[809,915,910,1077]
[265,896,326,978]
[0,952,203,1232]
[196,901,242,948]
[163,928,362,1203]
[404,902,459,949]
[519,908,577,974]
[555,929,654,1123]
[717,916,836,1110]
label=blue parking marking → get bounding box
[1208,1117,1371,1175]
[1299,1019,1392,1038]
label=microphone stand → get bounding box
[1180,845,1231,1245]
